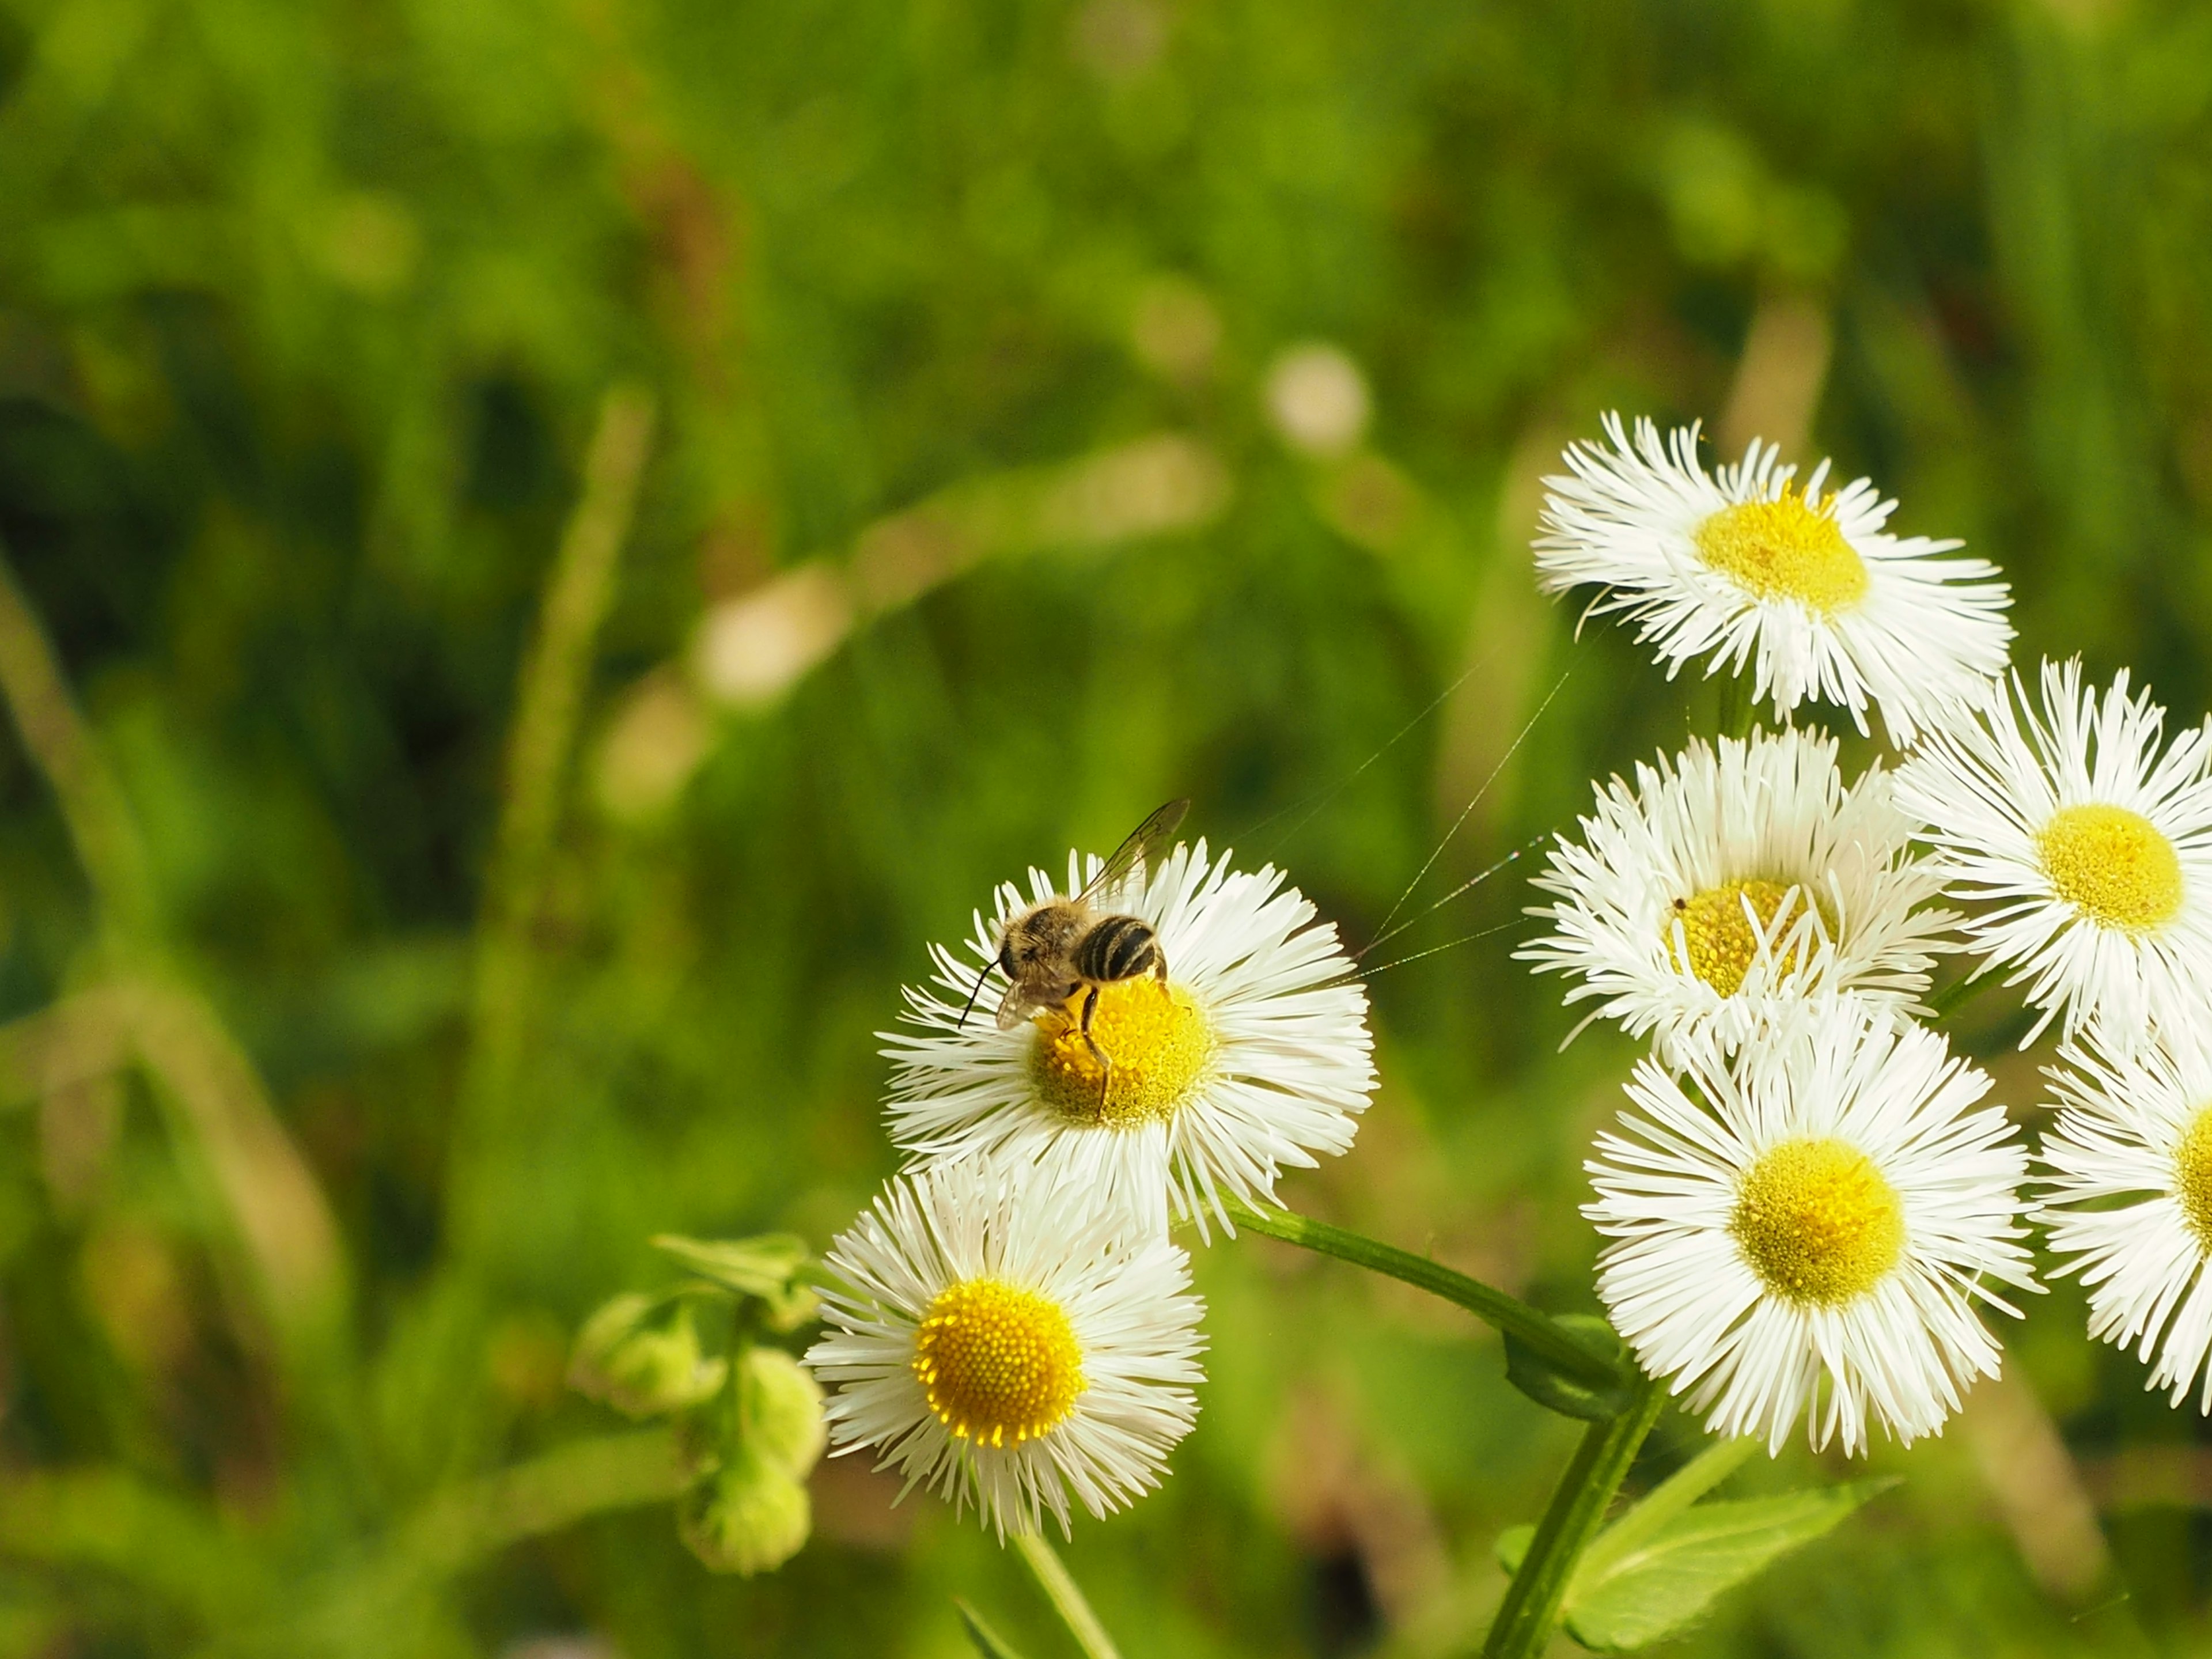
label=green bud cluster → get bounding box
[571,1232,827,1577]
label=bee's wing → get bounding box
[1078,797,1190,903]
[994,979,1036,1029]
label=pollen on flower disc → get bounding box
[2172,1107,2212,1252]
[1731,1137,1905,1306]
[1032,978,1215,1129]
[910,1278,1086,1448]
[1664,878,1824,998]
[1694,490,1870,615]
[2038,804,2184,934]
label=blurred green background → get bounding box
[3,0,2211,1652]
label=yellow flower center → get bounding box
[1694,489,1869,614]
[911,1278,1085,1448]
[2174,1107,2212,1250]
[1032,977,1215,1129]
[1732,1137,1905,1306]
[1665,878,1827,998]
[2038,804,2184,934]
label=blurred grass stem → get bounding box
[0,540,157,935]
[1013,1533,1123,1659]
[0,539,347,1366]
[1482,1375,1664,1659]
[1229,1204,1629,1392]
[457,385,656,1231]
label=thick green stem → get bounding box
[1229,1204,1628,1393]
[1482,1374,1665,1659]
[1013,1533,1121,1659]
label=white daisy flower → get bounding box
[2040,1028,2212,1412]
[1586,998,2036,1455]
[1518,726,1956,1059]
[1535,414,2011,745]
[1892,658,2212,1047]
[804,1158,1205,1537]
[884,837,1375,1236]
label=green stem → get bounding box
[1716,673,1754,739]
[1926,969,1996,1021]
[1229,1204,1628,1393]
[1013,1533,1122,1659]
[1483,1374,1664,1659]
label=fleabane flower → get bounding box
[1536,414,2010,745]
[804,1158,1205,1537]
[1585,998,2036,1455]
[1519,726,1956,1059]
[2040,1028,2212,1412]
[1893,658,2212,1047]
[884,838,1375,1236]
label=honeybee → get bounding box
[958,799,1192,1095]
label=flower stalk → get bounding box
[1013,1533,1123,1659]
[1482,1372,1666,1659]
[1226,1204,1630,1395]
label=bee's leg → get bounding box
[1079,984,1113,1109]
[1151,948,1169,984]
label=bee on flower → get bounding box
[884,818,1375,1236]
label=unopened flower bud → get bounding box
[570,1295,726,1418]
[743,1347,826,1479]
[679,1444,811,1576]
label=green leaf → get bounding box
[956,1599,1031,1659]
[652,1233,808,1294]
[1563,1479,1898,1653]
[1503,1314,1635,1421]
[652,1234,818,1325]
[1574,1437,1762,1586]
[1495,1522,1534,1577]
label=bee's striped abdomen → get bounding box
[1074,914,1160,983]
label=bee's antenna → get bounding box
[956,959,994,1030]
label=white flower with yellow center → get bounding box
[1893,658,2212,1047]
[1536,414,2011,745]
[804,1159,1205,1537]
[2040,1029,2212,1412]
[1586,999,2036,1454]
[1520,727,1956,1058]
[884,839,1375,1236]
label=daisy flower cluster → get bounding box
[790,407,2212,1558]
[1533,412,2212,1450]
[804,822,1376,1535]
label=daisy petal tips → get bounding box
[882,838,1376,1237]
[1535,414,2011,745]
[1893,658,2212,1047]
[2041,1028,2212,1412]
[1518,726,1956,1060]
[1585,997,2036,1455]
[804,1158,1205,1539]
